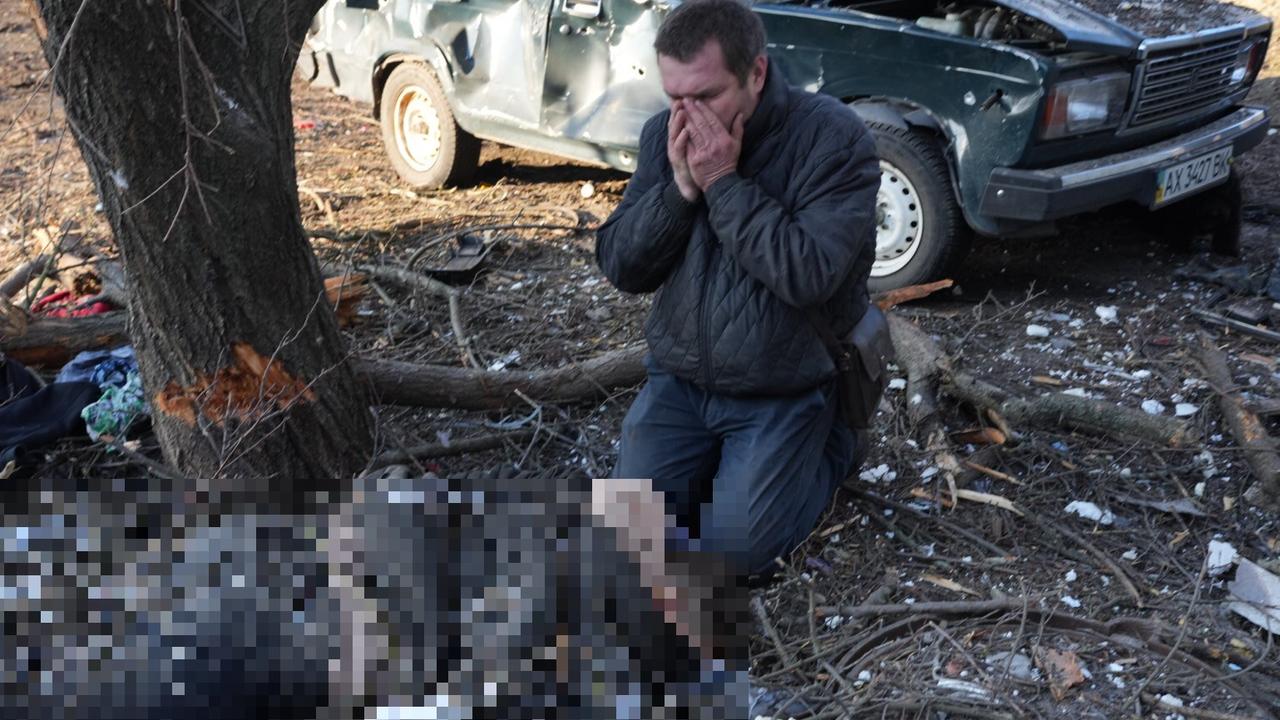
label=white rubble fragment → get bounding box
[1132,369,1152,380]
[1061,595,1082,608]
[1064,569,1078,583]
[1065,501,1115,525]
[856,670,873,683]
[1141,400,1166,415]
[1227,559,1280,634]
[1194,482,1206,497]
[1111,676,1127,689]
[1095,305,1119,324]
[1158,694,1184,708]
[936,679,990,699]
[860,464,896,483]
[921,467,938,480]
[1175,403,1199,417]
[1207,540,1238,576]
[1062,387,1091,398]
[1107,663,1124,673]
[824,615,845,630]
[986,652,1038,681]
[1026,324,1051,338]
[1119,468,1131,478]
[888,378,907,390]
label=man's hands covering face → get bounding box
[669,100,744,202]
[668,103,701,203]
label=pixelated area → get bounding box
[0,474,749,719]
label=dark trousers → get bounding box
[612,357,866,577]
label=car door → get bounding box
[541,0,670,150]
[431,0,551,128]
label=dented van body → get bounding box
[301,0,1272,285]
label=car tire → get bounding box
[379,63,480,189]
[1154,169,1243,257]
[864,122,971,293]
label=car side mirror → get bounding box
[563,0,602,19]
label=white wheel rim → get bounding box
[872,160,925,277]
[393,85,443,172]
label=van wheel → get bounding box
[865,123,971,293]
[379,63,480,189]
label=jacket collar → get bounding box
[743,59,788,151]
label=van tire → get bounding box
[379,63,480,189]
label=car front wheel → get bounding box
[379,63,480,189]
[865,123,971,293]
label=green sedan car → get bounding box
[300,0,1272,290]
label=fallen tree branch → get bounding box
[1196,332,1280,510]
[358,344,647,410]
[873,278,954,311]
[1,311,128,367]
[814,597,1029,620]
[0,255,50,298]
[946,370,1197,447]
[887,315,1197,447]
[1193,308,1280,345]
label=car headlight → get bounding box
[1232,38,1266,86]
[1040,73,1130,140]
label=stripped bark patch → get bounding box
[154,342,316,426]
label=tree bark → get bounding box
[32,0,373,479]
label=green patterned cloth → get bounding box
[82,371,148,442]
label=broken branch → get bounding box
[358,344,647,410]
[358,264,478,368]
[1196,332,1280,511]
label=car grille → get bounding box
[1131,37,1243,128]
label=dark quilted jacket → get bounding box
[596,63,880,396]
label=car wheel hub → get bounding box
[873,160,925,277]
[394,85,443,172]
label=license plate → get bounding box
[1155,146,1232,207]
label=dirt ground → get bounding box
[3,0,1280,717]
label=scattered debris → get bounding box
[1193,309,1280,345]
[1227,559,1280,634]
[1111,494,1206,518]
[1033,647,1085,701]
[1207,539,1238,577]
[860,463,897,483]
[1095,305,1118,324]
[935,678,990,700]
[1064,501,1115,525]
[985,651,1038,682]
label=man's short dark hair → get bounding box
[654,0,767,85]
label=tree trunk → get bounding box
[32,0,373,479]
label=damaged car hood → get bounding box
[993,0,1141,53]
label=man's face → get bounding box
[658,38,766,132]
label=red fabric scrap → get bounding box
[32,290,115,318]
